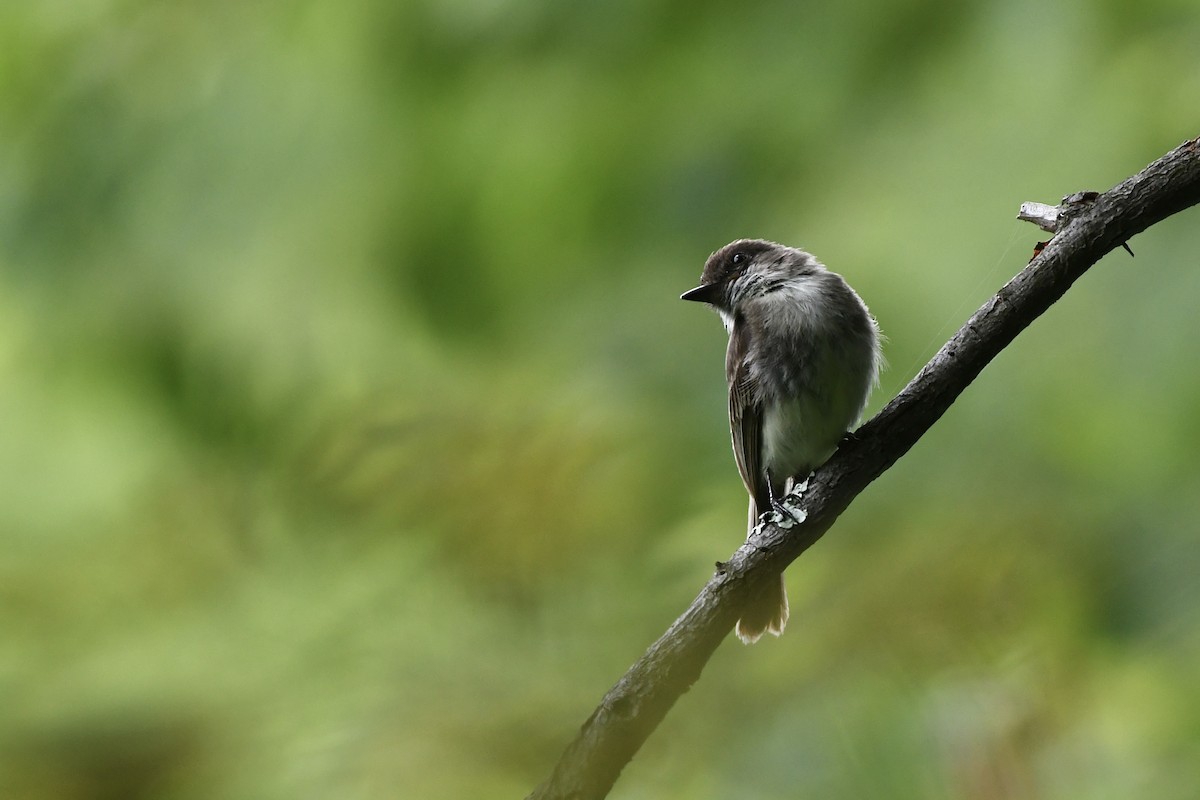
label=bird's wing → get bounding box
[727,322,769,515]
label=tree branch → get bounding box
[527,136,1200,800]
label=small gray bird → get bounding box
[682,239,882,643]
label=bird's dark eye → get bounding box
[731,252,747,266]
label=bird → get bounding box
[682,239,882,643]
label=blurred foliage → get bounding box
[2,1,1199,797]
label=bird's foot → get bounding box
[765,478,809,529]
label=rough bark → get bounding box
[527,136,1200,800]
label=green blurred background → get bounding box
[3,1,1199,798]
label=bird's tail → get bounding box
[737,499,790,644]
[736,573,789,644]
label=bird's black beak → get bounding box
[680,283,720,304]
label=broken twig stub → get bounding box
[1017,201,1060,232]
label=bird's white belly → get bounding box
[762,393,845,481]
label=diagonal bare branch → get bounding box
[528,136,1200,800]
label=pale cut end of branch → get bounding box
[1018,191,1104,233]
[1017,201,1060,232]
[1020,190,1135,256]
